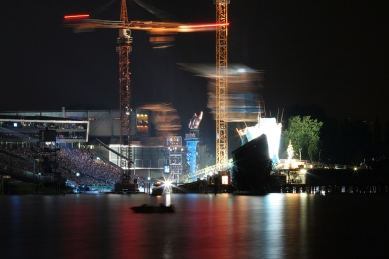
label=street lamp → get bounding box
[133,161,136,176]
[319,149,322,167]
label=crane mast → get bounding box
[118,0,132,174]
[215,0,229,169]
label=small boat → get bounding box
[130,204,175,213]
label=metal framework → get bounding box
[215,0,229,168]
[118,0,132,173]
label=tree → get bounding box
[282,116,323,162]
[197,144,215,170]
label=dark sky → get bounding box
[1,0,388,139]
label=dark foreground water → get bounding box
[1,193,389,259]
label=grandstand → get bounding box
[0,108,184,192]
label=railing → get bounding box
[192,163,229,181]
[0,162,58,183]
[0,150,60,184]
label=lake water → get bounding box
[1,193,389,259]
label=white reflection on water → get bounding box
[165,193,172,206]
[263,194,285,258]
[299,193,308,257]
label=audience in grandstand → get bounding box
[0,145,147,188]
[57,148,122,185]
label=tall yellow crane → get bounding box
[215,0,230,169]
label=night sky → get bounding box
[1,0,388,140]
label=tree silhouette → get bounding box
[282,116,323,162]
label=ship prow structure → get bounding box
[232,115,282,195]
[236,116,282,165]
[232,134,272,195]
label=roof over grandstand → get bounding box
[0,114,84,121]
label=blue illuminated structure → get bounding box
[185,131,199,181]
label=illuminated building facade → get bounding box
[185,132,199,181]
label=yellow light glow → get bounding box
[64,14,90,20]
[221,175,229,185]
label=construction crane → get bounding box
[214,0,230,169]
[64,0,226,177]
[118,0,131,176]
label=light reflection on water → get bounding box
[1,193,389,259]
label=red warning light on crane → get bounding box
[64,14,90,20]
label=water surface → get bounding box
[1,193,388,259]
